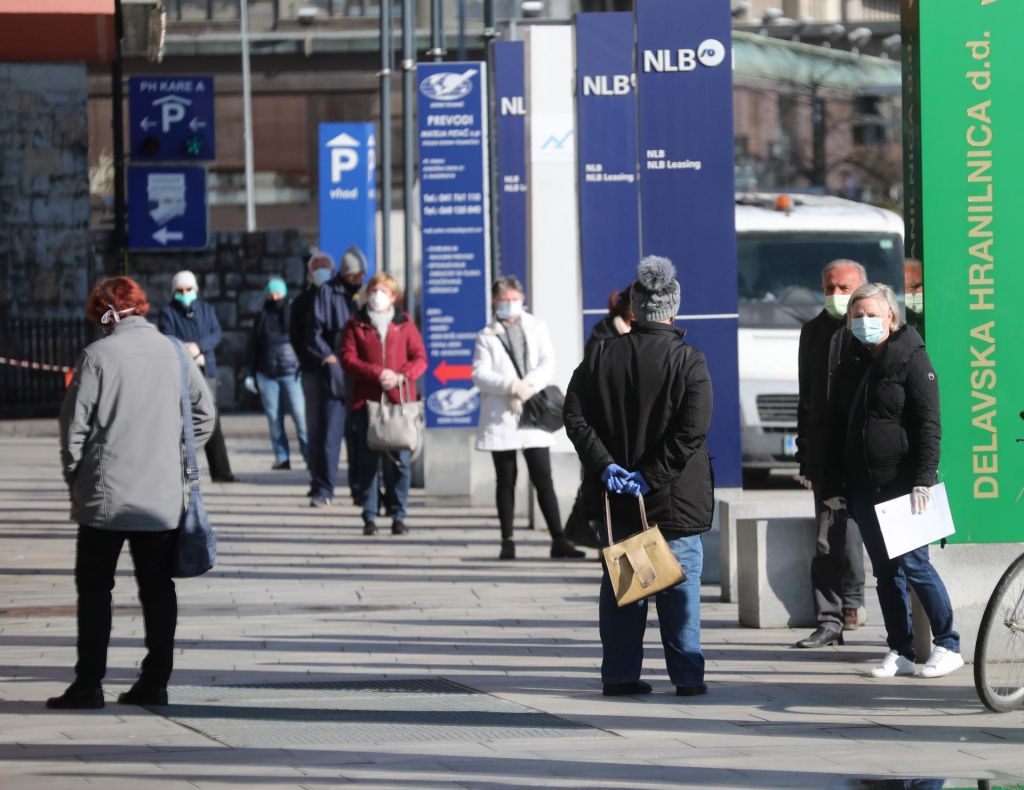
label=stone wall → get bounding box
[0,63,91,317]
[90,228,309,409]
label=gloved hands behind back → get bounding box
[601,464,630,494]
[621,471,651,497]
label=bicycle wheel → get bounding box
[975,551,1024,712]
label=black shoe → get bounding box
[118,683,168,706]
[550,538,585,559]
[363,521,378,536]
[795,624,845,648]
[391,520,409,535]
[46,685,104,710]
[499,539,515,560]
[272,460,291,470]
[212,474,237,483]
[602,680,653,697]
[676,684,708,697]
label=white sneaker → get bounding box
[919,646,965,678]
[869,650,916,678]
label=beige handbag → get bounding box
[602,493,686,607]
[366,378,424,459]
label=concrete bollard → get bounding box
[737,516,818,628]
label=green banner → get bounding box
[919,0,1024,543]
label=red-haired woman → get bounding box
[48,277,215,710]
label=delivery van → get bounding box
[736,192,905,479]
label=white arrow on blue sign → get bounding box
[127,166,208,251]
[129,77,216,162]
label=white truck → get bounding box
[736,192,906,480]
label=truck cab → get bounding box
[736,192,905,480]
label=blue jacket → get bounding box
[302,277,353,398]
[156,299,223,380]
[248,298,299,378]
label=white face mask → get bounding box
[824,294,851,319]
[905,292,923,314]
[495,299,523,320]
[368,290,393,312]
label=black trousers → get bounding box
[74,525,177,689]
[491,447,564,541]
[204,378,234,480]
[810,482,865,627]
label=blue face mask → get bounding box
[174,290,198,308]
[310,268,332,287]
[851,315,885,346]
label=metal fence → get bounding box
[0,317,95,419]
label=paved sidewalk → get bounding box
[1,422,1023,789]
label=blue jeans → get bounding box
[849,490,959,660]
[256,372,309,465]
[350,408,411,523]
[599,531,704,687]
[302,370,346,500]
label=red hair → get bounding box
[85,277,151,324]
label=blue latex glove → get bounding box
[601,464,630,494]
[622,471,651,497]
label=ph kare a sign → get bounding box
[126,165,208,250]
[916,0,1024,543]
[318,123,378,273]
[575,12,640,344]
[129,76,215,162]
[417,62,491,429]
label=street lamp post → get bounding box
[240,0,257,232]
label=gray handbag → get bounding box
[366,378,424,458]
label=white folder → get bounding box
[874,482,956,560]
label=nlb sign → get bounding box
[318,123,377,273]
[492,40,528,286]
[641,38,727,73]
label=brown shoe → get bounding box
[843,607,866,631]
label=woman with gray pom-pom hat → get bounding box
[565,255,714,698]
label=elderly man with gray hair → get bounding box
[794,258,868,649]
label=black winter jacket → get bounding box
[796,309,852,481]
[156,300,222,379]
[248,299,299,379]
[823,325,941,498]
[564,320,714,536]
[289,286,320,373]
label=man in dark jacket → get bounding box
[794,259,868,648]
[245,277,308,470]
[157,270,235,482]
[301,249,360,507]
[565,256,713,698]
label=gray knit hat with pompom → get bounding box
[630,255,680,322]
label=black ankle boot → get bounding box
[499,539,515,560]
[46,684,104,710]
[550,537,585,559]
[118,682,168,706]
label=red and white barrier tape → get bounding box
[0,356,75,374]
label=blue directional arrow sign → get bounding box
[129,76,216,162]
[127,166,208,250]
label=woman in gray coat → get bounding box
[47,277,215,710]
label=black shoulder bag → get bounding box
[496,326,565,433]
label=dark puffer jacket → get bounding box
[248,299,299,379]
[564,321,714,537]
[823,325,941,497]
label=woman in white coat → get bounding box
[472,276,584,561]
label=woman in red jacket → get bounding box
[340,272,427,536]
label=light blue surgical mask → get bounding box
[494,299,523,321]
[851,315,885,346]
[174,290,198,308]
[310,268,332,287]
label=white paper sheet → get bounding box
[874,483,956,559]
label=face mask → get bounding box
[174,291,198,308]
[851,315,886,346]
[368,290,393,312]
[309,268,332,287]
[495,299,523,321]
[906,292,923,314]
[824,294,851,319]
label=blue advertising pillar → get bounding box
[491,41,528,286]
[416,63,491,430]
[634,0,742,488]
[575,12,640,343]
[318,123,378,272]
